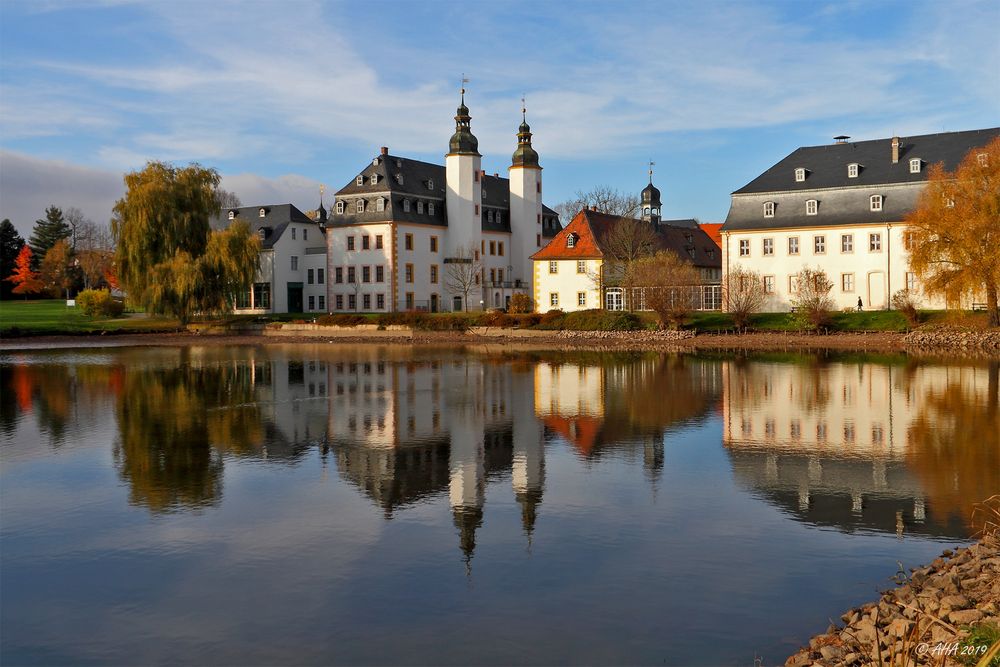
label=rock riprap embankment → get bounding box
[787,534,1000,666]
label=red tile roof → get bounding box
[531,209,721,269]
[699,223,723,248]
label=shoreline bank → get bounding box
[1,328,999,358]
[786,534,1000,666]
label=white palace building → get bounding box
[721,128,999,311]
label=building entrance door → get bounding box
[430,294,439,313]
[867,272,886,310]
[287,283,304,313]
[453,296,463,312]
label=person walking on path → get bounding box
[857,297,864,312]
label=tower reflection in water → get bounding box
[5,347,994,554]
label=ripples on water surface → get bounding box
[1,344,997,665]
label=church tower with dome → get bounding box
[640,162,662,226]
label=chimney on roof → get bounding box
[480,169,486,179]
[891,136,900,163]
[380,146,389,156]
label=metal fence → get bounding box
[604,284,722,312]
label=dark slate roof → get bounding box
[209,204,315,249]
[328,152,561,236]
[723,128,1000,232]
[734,127,1000,194]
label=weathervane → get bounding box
[319,184,326,205]
[521,94,526,120]
[461,74,469,99]
[648,160,655,183]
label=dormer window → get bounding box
[978,153,988,167]
[763,201,775,218]
[356,199,364,213]
[403,199,411,213]
[427,179,434,190]
[795,168,806,182]
[258,208,266,218]
[428,202,435,215]
[417,201,424,214]
[566,233,577,248]
[373,157,380,166]
[228,211,235,220]
[848,163,859,178]
[336,201,345,214]
[356,175,364,186]
[395,173,404,185]
[376,197,385,212]
[806,199,818,215]
[944,195,955,208]
[496,212,502,223]
[909,158,921,173]
[487,210,493,223]
[870,195,883,211]
[370,175,378,185]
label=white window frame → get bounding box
[228,211,235,220]
[356,175,364,185]
[403,199,411,213]
[814,235,826,254]
[788,237,799,255]
[577,292,586,307]
[567,234,576,248]
[417,201,424,214]
[869,233,882,252]
[795,168,806,182]
[739,239,750,257]
[356,199,364,213]
[258,208,266,218]
[763,275,775,293]
[842,273,855,292]
[370,175,378,185]
[577,260,586,274]
[376,198,385,212]
[427,179,434,190]
[428,202,435,215]
[870,195,883,212]
[906,272,917,292]
[806,199,818,216]
[763,201,775,218]
[848,163,859,178]
[841,234,853,253]
[336,201,345,214]
[909,158,921,174]
[762,238,774,256]
[550,293,559,307]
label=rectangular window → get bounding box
[362,235,370,250]
[763,276,775,293]
[489,268,496,283]
[318,295,325,311]
[236,288,251,309]
[292,228,296,240]
[375,265,384,283]
[869,233,882,252]
[405,292,414,310]
[405,264,413,283]
[806,200,818,215]
[335,267,343,284]
[848,163,859,178]
[474,204,480,215]
[763,201,774,218]
[489,240,496,255]
[577,292,586,307]
[762,238,774,256]
[497,269,503,283]
[430,236,438,252]
[405,233,413,250]
[549,261,558,274]
[739,239,750,257]
[376,293,385,310]
[307,268,314,284]
[362,266,371,283]
[375,235,383,249]
[347,236,355,251]
[577,260,586,274]
[253,283,271,309]
[430,265,438,284]
[788,237,799,255]
[317,269,324,284]
[906,272,917,291]
[870,195,883,211]
[308,295,315,310]
[841,234,854,253]
[348,294,356,310]
[842,273,855,292]
[536,234,541,247]
[304,229,308,241]
[813,235,825,254]
[363,294,371,310]
[291,256,299,270]
[550,293,559,307]
[347,267,356,283]
[789,276,800,293]
[428,202,435,215]
[498,242,504,256]
[335,294,344,310]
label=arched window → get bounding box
[356,199,364,213]
[228,211,235,220]
[763,201,775,218]
[417,201,424,214]
[806,199,818,215]
[258,208,266,217]
[870,195,883,211]
[566,234,576,248]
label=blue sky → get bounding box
[1,0,998,235]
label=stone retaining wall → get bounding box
[904,328,1000,352]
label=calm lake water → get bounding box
[1,344,997,666]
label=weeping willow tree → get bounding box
[906,136,1000,326]
[111,162,260,324]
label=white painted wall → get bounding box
[533,258,603,312]
[445,153,482,260]
[508,165,543,304]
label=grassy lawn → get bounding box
[0,299,180,336]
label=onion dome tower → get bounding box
[641,161,661,225]
[511,109,539,168]
[449,89,480,156]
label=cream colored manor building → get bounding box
[721,128,999,311]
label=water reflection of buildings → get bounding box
[722,360,999,538]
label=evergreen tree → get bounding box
[28,206,72,264]
[0,219,25,299]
